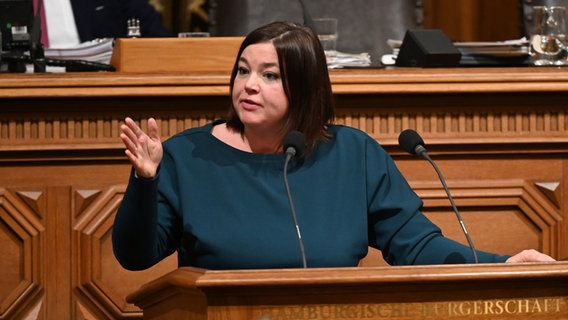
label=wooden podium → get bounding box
[127,262,568,320]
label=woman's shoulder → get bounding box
[328,124,375,142]
[162,120,225,149]
[325,124,387,156]
[167,120,224,140]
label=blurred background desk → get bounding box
[0,67,567,319]
[165,0,525,63]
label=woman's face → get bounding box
[232,42,289,132]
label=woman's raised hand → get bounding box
[120,117,163,178]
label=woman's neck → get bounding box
[212,123,284,154]
[243,129,284,154]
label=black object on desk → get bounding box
[395,29,462,68]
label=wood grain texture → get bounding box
[0,67,567,319]
[128,264,568,319]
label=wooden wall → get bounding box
[0,67,567,319]
[424,0,524,41]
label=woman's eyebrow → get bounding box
[238,57,279,69]
[261,62,279,69]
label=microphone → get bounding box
[398,129,479,264]
[297,0,317,33]
[282,131,307,268]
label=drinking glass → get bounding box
[529,6,568,66]
[313,18,338,52]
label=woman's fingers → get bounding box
[147,117,160,141]
[120,117,163,179]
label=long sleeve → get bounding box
[363,136,509,265]
[112,169,179,270]
[112,122,511,271]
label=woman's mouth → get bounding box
[241,99,261,110]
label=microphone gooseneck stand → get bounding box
[282,131,308,268]
[399,129,479,264]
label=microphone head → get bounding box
[283,131,306,157]
[398,129,426,155]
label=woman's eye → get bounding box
[264,72,280,81]
[237,66,249,75]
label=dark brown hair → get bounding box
[226,21,335,155]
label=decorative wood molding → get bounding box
[1,104,568,157]
[335,108,568,146]
[71,179,567,317]
[1,67,567,319]
[360,179,563,267]
[0,189,43,320]
[74,190,102,218]
[535,182,561,207]
[15,191,44,218]
[73,186,177,318]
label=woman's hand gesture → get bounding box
[120,117,163,178]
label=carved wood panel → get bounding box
[1,69,567,319]
[359,180,563,267]
[0,189,42,320]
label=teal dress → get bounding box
[112,120,508,270]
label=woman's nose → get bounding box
[244,73,260,91]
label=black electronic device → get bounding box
[0,0,34,50]
[395,29,461,68]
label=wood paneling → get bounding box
[424,0,523,41]
[0,67,567,319]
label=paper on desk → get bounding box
[44,38,114,64]
[325,50,372,69]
